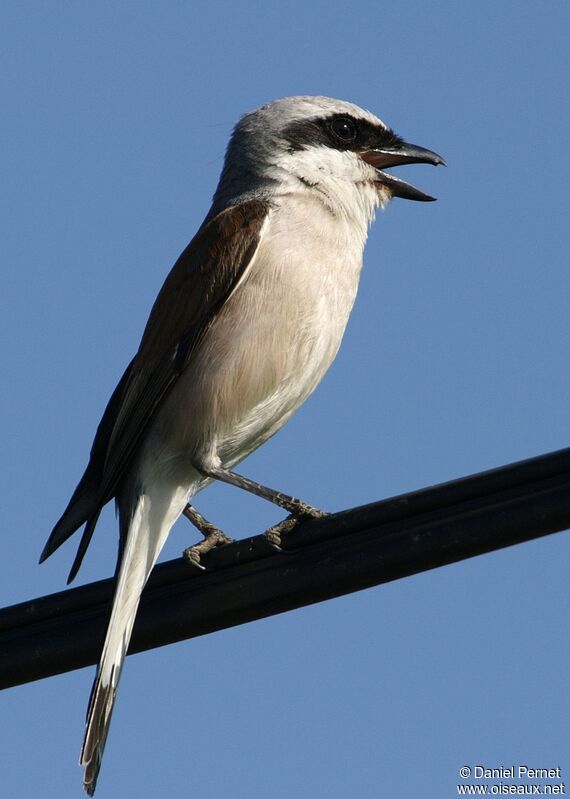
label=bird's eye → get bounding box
[330,116,358,143]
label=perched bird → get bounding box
[40,95,444,794]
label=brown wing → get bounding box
[101,199,269,499]
[41,199,270,580]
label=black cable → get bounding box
[1,447,569,690]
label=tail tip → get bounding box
[81,754,101,796]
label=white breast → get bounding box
[161,195,371,470]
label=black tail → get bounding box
[40,358,136,580]
[39,461,104,582]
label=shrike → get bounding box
[40,95,444,794]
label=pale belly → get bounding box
[150,200,367,476]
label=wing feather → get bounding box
[41,199,270,579]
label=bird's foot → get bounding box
[182,504,234,569]
[264,507,328,550]
[183,529,234,569]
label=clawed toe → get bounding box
[183,529,235,569]
[183,547,207,570]
[183,501,327,566]
[263,507,327,550]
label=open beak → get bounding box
[360,142,446,202]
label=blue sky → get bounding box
[2,2,569,797]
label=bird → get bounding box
[40,95,444,794]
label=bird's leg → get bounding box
[192,458,327,548]
[193,460,325,517]
[182,504,234,568]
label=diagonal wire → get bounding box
[1,447,569,690]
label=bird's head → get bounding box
[213,96,444,222]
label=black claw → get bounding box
[264,534,283,552]
[182,549,207,571]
